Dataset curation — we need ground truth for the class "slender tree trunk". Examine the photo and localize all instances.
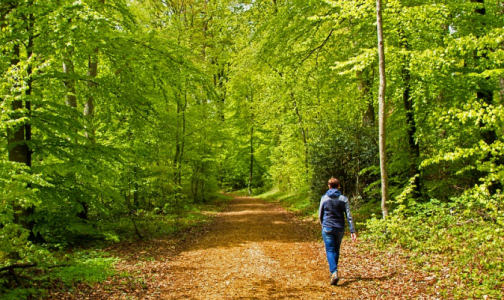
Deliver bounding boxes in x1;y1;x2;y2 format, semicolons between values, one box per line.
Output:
401;55;421;197
174;96;181;184
357;69;375;126
191;164;199;198
63;48;90;220
291;93;309;173
194;175;199;200
174;92;187;186
201;179;206;203
472;0;497;146
83;0;104;142
25;19;33;169
179;93;187;186
472;0;502;193
356;130;361;197
63;55;77;108
376;0;389;218
25;15;40;242
78;48;98;220
248;119;254;196
81;0;104;219
7;8;40;242
499;76;504;102
84;48;98;143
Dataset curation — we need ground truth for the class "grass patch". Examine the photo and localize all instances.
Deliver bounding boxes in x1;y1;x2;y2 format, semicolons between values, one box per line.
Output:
255;188;318;219
48;251;119;284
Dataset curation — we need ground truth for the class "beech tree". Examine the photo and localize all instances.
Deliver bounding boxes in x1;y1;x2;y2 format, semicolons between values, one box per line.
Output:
376;0;388;218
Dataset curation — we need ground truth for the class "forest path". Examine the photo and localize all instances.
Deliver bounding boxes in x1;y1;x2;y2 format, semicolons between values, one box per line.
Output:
155;197;434;299
58;196;437;299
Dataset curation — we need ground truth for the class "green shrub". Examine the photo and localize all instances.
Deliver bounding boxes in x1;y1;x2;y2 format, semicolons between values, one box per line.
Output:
365;181;504;298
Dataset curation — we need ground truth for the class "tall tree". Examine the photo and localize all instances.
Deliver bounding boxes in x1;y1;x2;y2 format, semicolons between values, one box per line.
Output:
376;0;389;218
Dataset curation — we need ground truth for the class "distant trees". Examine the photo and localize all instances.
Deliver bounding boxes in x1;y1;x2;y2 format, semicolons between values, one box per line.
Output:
0;0;225;268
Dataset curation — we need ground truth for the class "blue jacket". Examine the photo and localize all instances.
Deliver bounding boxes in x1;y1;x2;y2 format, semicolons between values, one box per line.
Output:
318;189;356;233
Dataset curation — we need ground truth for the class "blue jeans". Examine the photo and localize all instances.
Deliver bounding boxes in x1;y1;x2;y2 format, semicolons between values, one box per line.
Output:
322;227;344;274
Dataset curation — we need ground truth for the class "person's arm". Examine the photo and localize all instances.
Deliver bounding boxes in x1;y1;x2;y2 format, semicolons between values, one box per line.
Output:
344;198;357;242
318;196;325;225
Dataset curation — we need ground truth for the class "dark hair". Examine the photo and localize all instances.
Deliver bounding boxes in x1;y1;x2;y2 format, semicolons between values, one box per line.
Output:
328;177;340;189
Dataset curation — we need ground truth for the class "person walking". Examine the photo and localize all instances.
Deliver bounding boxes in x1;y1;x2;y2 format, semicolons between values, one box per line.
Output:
318;177;357;286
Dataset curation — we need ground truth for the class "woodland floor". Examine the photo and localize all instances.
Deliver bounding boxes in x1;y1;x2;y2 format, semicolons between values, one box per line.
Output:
46;197;441;299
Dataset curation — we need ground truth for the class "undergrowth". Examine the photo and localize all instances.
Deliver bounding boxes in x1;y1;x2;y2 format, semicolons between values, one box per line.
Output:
0;195;231;299
0;250;117;300
364;184;504;299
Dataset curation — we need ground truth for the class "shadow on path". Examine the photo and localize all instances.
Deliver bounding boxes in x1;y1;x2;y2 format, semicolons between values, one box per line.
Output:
184;197;312;251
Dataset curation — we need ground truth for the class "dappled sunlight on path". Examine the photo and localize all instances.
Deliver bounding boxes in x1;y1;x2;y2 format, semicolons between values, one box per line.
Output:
54;197;437;299
157;197;435;299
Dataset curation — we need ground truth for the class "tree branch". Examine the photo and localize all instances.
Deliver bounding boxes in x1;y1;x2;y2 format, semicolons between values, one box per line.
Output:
0;263;38;272
127;39;184;65
299;28;335;65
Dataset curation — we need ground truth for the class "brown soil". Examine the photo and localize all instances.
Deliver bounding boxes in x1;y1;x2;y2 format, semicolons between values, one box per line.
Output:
49;196;438;299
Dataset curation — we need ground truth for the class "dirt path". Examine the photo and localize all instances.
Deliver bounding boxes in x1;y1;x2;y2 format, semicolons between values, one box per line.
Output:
56;196;437;299
155;197;434;299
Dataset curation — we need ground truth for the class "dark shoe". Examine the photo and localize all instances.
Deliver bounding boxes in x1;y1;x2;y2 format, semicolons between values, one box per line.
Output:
330;272;339;286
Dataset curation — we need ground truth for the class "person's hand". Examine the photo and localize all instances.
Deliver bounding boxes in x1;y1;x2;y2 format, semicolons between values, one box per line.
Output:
351;232;357;242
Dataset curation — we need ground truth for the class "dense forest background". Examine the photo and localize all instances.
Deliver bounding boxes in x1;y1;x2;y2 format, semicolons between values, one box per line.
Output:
1;0;503;298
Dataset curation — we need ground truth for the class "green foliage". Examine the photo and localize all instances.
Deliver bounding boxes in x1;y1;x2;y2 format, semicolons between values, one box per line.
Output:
0;250;118;300
49;251;118;284
0;0;225;284
310;124;379;202
0;161;52;269
365;181;504;298
0;287;41;300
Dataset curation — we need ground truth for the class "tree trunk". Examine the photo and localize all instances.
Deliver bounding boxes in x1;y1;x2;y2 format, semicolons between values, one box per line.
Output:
291;93;309;173
25;16;40;242
472;0;496;146
84;48;98;142
81;0;104;217
7;8;41;242
25;21;33;169
376;0;389;218
499;76;504;102
401;53;421;197
357;69;375;126
179;93;187;186
63;48;90;220
7;45;30;166
62;56;77;108
472;0;501;193
78;48;98;220
174;96;181;185
248;119;254;196
174;92;187;186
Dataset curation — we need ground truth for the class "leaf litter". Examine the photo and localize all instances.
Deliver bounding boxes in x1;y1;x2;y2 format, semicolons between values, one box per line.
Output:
45;197;441;299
